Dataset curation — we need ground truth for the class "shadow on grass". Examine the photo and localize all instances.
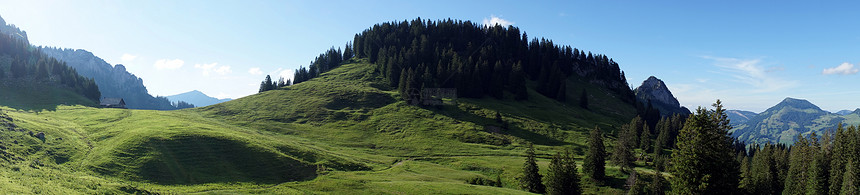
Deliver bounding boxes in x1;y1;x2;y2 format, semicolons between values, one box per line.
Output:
424;104;567;146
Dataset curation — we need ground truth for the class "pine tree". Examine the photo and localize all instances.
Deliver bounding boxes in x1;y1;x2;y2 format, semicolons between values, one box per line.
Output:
841;161;858;195
830;124;848;195
583;126;606;182
510;61;528;100
611;123;635;172
520;143;545;193
640;124;652;153
650;170;666;195
670;100;740;194
655;117;671;151
259;75;274;93
555;80;566;102
545;150;582;195
784;135;812;194
748;144;776;195
578;89;588;109
398;69;410;101
807;132;830;195
739;155;752;190
627;172;647;195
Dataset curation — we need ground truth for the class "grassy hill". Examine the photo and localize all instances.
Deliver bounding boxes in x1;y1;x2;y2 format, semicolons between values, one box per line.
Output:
0;60;656;194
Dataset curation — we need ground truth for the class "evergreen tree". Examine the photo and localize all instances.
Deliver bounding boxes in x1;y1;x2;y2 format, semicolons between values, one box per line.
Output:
545;150;582;195
627;172;647;195
583;126;606;182
259;75;274;93
739;155;752;190
830;124;851;195
655;117;671;150
555;80;566;102
277;77;286;88
841;161;858;195
520;143;546;193
611;122;636;172
807;132;830;195
650;170;666;195
670;100;740;194
398;69;410;100
748;144;777;195
578;89;588;109
640;124;652;153
784;135;812;194
509;61;528;100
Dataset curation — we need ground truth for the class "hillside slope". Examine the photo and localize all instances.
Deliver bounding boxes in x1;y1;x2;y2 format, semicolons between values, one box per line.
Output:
0;18;100;110
0;52;646;194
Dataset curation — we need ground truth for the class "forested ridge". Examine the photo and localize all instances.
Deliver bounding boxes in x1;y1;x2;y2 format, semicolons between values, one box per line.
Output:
275;18;633;105
0;32;100;102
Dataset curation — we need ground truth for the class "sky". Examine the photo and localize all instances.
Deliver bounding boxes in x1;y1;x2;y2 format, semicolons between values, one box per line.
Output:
1;1;860;112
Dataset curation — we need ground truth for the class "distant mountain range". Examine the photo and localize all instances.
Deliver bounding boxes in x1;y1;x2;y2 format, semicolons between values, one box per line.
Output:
729;97;860;145
726;110;758;125
166;90;231;107
633;76;691;116
835;109;860;116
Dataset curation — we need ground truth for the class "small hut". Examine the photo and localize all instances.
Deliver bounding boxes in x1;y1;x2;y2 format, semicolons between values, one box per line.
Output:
100;98;126;109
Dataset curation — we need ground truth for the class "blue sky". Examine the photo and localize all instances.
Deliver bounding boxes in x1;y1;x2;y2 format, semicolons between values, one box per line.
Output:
1;1;859;112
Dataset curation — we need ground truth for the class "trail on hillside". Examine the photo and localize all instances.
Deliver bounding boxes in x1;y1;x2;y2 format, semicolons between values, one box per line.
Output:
67;108;132;170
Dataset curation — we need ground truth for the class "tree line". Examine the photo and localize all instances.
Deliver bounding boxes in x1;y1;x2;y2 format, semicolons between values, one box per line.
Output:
257;18;637;107
258;45;352;93
0;33;100;102
352;18;633;104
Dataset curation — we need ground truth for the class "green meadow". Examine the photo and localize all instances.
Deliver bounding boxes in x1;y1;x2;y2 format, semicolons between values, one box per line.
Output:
0;61;660;194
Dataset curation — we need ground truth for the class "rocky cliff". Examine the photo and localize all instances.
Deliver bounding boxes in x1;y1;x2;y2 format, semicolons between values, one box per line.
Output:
633;76;691;116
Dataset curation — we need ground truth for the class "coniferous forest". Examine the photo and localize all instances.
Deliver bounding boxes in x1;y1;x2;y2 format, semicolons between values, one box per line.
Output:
274;18;632;103
0;33;100;102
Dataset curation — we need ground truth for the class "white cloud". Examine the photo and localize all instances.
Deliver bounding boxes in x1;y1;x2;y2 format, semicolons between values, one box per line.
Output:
482;15;514;27
279;69;295;82
822;62;859;75
704;56;796;93
153;59;184;70
194;62;231;76
214;66;232;75
121;53;138;62
214;92;232;99
248;67;263;75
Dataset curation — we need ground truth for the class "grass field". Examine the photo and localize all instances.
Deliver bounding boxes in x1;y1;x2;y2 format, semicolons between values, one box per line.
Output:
0;60;662;194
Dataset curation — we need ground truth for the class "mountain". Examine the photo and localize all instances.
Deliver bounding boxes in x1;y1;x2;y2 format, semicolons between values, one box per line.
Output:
0;14;180;110
726;110;758;127
0;17;100;110
40;48;183;110
633;76;691;116
166;90;232;107
730;97;860;145
0;15;27;43
835;109;858;115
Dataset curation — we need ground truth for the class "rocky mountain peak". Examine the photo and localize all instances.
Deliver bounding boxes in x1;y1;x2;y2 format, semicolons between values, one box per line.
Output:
634;76;680;108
